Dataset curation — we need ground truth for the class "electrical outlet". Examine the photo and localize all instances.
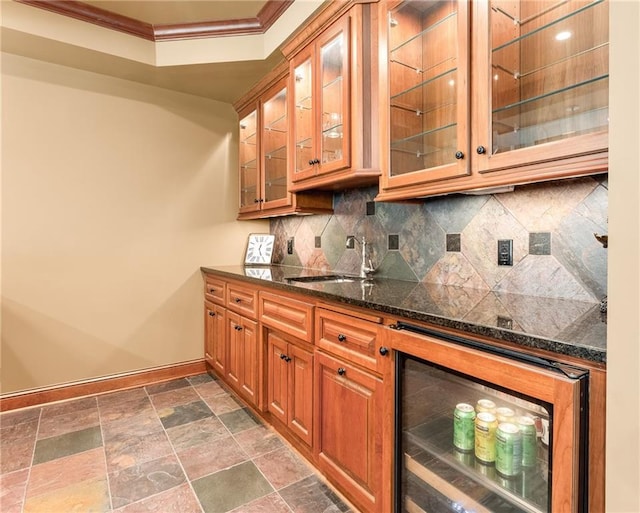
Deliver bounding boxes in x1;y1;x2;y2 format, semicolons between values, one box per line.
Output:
346;236;356;249
497;239;513;266
287;237;294;255
497;316;514;329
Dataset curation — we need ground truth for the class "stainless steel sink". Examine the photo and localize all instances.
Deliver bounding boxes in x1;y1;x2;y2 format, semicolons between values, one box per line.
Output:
286;274;366;284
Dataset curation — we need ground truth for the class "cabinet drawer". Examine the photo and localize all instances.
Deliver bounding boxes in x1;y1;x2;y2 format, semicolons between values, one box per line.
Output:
204;275;226;305
259;291;314;343
316;308;382;373
227;281;258;318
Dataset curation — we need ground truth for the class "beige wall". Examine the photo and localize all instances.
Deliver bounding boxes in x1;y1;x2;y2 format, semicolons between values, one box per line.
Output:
0;53;267;394
607;1;640;510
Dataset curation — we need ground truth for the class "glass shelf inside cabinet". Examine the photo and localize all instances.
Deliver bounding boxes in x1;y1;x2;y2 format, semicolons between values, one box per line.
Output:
388;0;460;177
490;0;609;153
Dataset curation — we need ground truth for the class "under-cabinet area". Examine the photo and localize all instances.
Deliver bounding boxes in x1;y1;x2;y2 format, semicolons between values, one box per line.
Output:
201;268;606;513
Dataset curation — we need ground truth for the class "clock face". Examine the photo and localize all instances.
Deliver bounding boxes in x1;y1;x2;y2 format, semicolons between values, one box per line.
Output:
245;234;275;265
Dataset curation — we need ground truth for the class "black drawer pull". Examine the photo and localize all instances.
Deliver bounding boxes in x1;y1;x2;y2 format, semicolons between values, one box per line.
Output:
208;311;215;317
337;367;346;376
379;347;389;356
337;334;347;342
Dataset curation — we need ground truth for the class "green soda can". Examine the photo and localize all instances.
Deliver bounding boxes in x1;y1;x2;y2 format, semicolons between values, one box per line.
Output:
496;422;522;477
453;403;476;452
475;412;498;463
517;416;538;467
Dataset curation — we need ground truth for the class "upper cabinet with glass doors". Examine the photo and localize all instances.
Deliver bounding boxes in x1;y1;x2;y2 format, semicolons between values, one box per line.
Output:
235;67;332;220
284;2;381;192
377;0;609;201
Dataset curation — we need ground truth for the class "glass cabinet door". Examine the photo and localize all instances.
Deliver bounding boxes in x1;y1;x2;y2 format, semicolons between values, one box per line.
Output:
475;0;609;171
261;80;290;209
398;355;554;513
384;0;470;187
291;16;351;183
292;52;315;180
317;19;350;175
239;109;259;212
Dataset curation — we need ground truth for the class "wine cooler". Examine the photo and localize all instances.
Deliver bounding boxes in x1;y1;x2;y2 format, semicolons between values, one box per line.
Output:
388;322;589;513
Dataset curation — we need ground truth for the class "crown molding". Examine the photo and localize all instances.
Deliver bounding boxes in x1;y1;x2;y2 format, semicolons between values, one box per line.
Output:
14;0;295;41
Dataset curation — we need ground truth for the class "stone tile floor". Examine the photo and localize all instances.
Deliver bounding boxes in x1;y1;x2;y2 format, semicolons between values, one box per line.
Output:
0;373;354;513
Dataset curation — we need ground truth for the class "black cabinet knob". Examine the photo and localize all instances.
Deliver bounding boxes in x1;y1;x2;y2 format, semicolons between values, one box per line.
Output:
337;334;347;342
379;347;389;356
235;325;242;331
284;356;291;363
235;298;241;303
337;367;346;376
455;151;464;160
280;353;286;360
208;311;215;317
476;145;486;155
209;288;215;293
254;198;260;203
308;159;314;165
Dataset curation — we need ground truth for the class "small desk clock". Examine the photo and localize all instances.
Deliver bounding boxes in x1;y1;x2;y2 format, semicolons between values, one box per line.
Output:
244;233;275;265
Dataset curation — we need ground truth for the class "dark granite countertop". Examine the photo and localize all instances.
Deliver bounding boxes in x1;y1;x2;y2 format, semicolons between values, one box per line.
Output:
201;265;606;365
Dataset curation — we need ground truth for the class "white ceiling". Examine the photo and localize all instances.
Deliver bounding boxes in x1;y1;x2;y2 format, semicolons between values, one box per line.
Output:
1;0;323;104
81;1;269;25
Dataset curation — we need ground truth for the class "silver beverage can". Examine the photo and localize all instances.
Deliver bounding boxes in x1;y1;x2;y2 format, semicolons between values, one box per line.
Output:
453;403;476;452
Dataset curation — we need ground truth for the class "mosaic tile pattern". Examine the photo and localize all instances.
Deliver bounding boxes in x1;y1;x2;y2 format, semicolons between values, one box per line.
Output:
0;375;355;513
271;176;608;301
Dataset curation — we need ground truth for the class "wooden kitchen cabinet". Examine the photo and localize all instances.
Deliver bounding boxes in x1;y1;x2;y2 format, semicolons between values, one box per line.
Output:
204;301;226;376
314;350;384;513
284;1;381;191
266;330;314;447
377;0;609;201
226;310;260;408
235;64;333;220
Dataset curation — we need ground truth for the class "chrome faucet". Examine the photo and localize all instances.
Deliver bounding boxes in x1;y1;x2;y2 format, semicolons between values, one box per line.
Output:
358;236;376;279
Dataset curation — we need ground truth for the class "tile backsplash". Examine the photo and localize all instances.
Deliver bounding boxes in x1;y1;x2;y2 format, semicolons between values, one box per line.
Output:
271;175;608;302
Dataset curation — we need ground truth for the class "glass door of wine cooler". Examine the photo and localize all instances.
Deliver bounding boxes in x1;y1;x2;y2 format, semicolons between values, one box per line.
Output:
391;325;589;513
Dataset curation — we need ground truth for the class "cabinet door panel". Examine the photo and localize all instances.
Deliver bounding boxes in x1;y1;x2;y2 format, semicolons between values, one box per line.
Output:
267;331;289;424
238;109;260;213
205;302;226;376
288;344;314;447
261;78;292;210
239;317;259;406
226;312;242;389
317;15;351;175
315;351;383;512
473;0;609;174
292;48;316;181
381;0;470;191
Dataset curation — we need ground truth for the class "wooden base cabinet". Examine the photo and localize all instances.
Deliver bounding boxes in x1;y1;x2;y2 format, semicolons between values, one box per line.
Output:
314;350;383;513
266;330;314;447
226;311;260;409
204;301;226;376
